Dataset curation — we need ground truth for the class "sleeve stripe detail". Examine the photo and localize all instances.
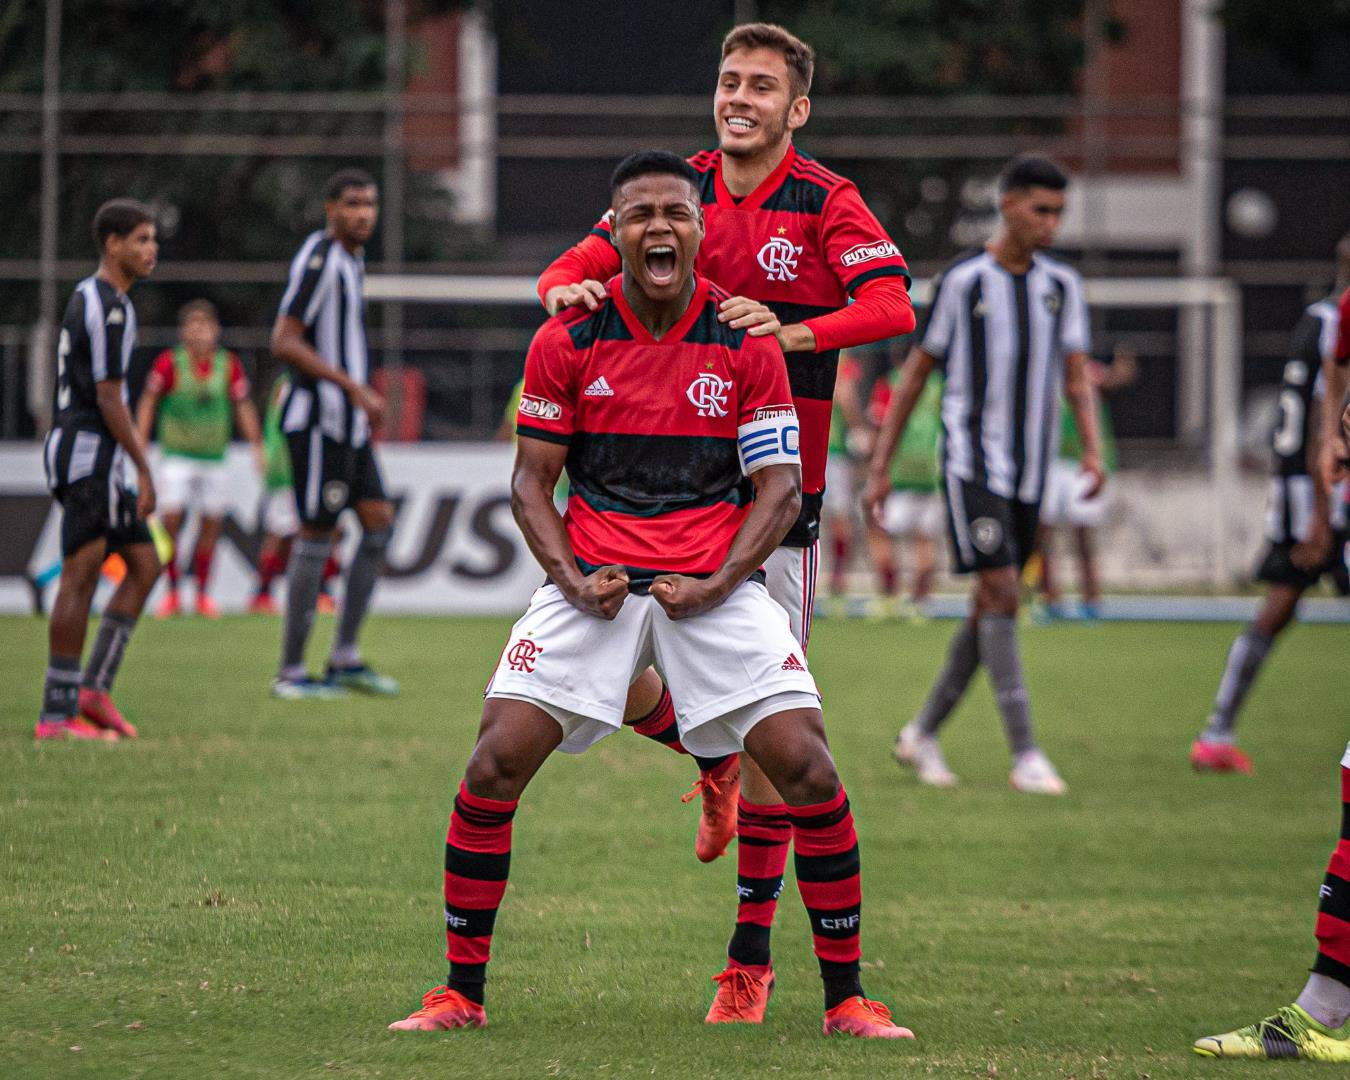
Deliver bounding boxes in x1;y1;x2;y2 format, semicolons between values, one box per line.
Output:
844;265;911;294
81;280;107;381
516;424;571;445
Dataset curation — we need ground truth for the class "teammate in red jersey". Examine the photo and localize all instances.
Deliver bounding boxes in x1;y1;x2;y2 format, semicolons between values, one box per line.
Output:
537;23;914;1024
389;152;910;1040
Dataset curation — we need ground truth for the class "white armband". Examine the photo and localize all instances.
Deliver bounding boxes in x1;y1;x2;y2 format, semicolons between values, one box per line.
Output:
737;407;800;475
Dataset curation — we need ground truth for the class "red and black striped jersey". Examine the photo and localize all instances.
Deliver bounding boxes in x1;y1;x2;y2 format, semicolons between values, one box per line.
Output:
538;144;911;546
517;274;799;588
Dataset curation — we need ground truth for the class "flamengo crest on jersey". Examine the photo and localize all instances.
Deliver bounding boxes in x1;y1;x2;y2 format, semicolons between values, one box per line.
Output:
687;372;733;417
758;236;803;282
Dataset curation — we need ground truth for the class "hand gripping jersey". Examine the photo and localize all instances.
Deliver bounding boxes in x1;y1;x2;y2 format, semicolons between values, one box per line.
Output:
517;274;799;589
537;145;911;545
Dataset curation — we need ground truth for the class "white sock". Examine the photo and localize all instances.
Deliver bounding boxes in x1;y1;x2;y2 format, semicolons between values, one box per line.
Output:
1297;973;1350;1029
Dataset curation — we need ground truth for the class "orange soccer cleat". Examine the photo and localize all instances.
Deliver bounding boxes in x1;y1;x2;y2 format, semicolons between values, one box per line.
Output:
1190;739;1253;775
316;592;337;615
154;590;181;619
682;755;740;863
387;986;487;1031
194;594;221;619
823;996;915;1039
705;964;775;1024
79;688;138;739
34;717;118;742
248;593;279;615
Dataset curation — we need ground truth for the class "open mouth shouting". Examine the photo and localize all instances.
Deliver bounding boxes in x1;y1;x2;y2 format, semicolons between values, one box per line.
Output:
644;244;678;287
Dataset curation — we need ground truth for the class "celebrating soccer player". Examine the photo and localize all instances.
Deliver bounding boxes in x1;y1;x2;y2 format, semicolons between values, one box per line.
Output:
865;154;1102;794
35;199;162;741
537;23;914;1022
268;168;398;697
1191;238;1350;773
136;299;263;619
389;151;910;1040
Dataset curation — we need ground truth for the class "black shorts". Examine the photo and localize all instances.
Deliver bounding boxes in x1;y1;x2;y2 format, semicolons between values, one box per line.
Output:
942;476;1040;575
286;429;387;529
54;475;153;558
1256;532;1350;595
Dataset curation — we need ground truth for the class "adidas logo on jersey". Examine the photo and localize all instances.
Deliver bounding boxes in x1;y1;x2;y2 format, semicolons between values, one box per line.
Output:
584;376;615;397
781;653;806;672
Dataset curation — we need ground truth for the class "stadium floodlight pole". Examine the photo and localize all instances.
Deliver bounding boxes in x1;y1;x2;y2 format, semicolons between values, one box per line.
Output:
383;0;407;436
31;0;62;434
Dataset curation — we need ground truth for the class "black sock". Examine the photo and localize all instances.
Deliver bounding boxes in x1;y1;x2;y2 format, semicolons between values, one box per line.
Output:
820;959;864;1010
693;752;734;773
448;962;486;1005
727;923;772;968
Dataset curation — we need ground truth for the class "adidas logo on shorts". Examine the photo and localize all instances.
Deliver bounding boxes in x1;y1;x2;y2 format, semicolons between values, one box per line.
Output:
781;654;806;672
584;376;615;397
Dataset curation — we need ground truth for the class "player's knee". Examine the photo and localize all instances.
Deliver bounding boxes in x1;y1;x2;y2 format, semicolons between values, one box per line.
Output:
464;744;530;802
770;748;839;807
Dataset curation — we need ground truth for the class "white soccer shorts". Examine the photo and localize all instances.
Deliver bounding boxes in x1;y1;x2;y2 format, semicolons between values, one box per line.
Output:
1040;458;1109;529
881;490;945;539
156;454;231;516
486;579;819;758
822;452;856;518
260;487;300;538
764;542;818;650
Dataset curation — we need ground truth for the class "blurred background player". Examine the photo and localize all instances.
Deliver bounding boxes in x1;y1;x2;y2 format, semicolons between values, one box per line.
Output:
269;168;397;698
37;199;161;741
249;373;341;615
1034;344;1137;621
866;154;1103;794
821;349;868;613
535;24;915;1022
865;344;944;618
136;299;262;618
1191;245;1349;774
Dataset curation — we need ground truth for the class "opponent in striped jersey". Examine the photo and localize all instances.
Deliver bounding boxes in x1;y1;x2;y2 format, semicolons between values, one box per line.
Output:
537;28;914;1011
269;168;397;699
1192;256;1350;774
389;151;909;1040
867;154;1104;795
36;199;163;742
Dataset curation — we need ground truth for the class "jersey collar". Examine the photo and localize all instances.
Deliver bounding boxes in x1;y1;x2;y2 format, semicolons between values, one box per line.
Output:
609;273;709;345
713;143;797;212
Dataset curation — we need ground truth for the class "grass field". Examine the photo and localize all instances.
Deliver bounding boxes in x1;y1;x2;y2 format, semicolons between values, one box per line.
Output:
2;611;1346;1078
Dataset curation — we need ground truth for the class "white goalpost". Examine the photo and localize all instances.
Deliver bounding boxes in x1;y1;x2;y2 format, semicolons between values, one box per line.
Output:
364;272;1247;589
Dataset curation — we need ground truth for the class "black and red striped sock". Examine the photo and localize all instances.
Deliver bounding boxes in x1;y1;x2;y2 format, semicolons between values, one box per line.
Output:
790;787;864;1010
626;682;731;773
1313;762;1350;989
727;797;790;970
444;781;517;1005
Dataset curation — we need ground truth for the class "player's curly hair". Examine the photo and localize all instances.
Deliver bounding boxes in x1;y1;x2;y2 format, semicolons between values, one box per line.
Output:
92;199;154;253
721;22;814;99
999;154;1069;194
609;150;701;198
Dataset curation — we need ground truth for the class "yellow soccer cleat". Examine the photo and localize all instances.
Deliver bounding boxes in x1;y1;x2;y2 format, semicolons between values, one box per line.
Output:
1193;1004;1350;1061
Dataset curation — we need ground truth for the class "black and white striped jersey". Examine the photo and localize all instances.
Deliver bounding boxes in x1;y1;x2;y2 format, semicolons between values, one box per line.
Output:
1264;295;1345;542
275;230;370;447
921;249;1089;504
43;275;137;490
